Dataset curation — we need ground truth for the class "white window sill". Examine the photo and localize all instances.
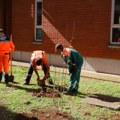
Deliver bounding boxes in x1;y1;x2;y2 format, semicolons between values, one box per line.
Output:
32;41;42;44
108;44;120;48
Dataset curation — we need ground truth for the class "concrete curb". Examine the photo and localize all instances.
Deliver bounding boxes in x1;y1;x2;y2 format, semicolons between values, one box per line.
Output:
81;70;120;83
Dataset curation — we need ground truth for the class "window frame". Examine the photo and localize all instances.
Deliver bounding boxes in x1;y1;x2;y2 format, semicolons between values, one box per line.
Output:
110;0;120;45
35;0;42;42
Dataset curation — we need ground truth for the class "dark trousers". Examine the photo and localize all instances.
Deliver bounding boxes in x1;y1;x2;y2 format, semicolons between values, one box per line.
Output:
25;64;50;84
0;72;9;83
0;72;2;81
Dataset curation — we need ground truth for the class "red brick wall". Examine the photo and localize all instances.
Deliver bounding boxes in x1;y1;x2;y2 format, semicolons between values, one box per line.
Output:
12;0;55;52
0;0;4;30
12;0;120;59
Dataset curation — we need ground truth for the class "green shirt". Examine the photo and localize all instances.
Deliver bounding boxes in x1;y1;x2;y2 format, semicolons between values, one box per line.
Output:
62;48;83;73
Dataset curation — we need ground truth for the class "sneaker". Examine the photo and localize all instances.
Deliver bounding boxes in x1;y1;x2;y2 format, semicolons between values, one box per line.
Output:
72;88;78;93
23;82;29;85
5;81;9;85
63;90;73;95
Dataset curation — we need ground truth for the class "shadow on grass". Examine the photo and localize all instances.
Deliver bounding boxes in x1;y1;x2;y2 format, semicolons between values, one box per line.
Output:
84;94;120;111
0;81;19;85
89;94;120;102
75;92;88;98
6;83;88;98
6;83;68;93
6;83;39;92
0;105;38;120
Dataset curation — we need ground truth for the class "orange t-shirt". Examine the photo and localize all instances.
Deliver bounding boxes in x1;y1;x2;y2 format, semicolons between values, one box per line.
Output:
31;50;48;69
0;36;15;53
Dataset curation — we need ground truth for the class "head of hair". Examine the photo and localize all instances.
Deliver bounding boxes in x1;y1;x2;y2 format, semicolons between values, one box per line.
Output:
0;29;3;32
36;58;42;66
55;43;63;51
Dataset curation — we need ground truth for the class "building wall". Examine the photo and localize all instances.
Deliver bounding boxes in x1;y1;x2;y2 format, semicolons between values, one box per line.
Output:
11;0;120;75
13;51;120;75
12;0;55;52
11;0;120;60
43;0;120;59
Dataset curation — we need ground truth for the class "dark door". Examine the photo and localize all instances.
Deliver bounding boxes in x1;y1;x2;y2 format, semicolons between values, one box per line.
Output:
0;0;11;35
0;0;5;30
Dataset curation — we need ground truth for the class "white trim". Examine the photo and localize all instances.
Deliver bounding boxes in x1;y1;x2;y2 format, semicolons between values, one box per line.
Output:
35;0;42;41
112;24;120;28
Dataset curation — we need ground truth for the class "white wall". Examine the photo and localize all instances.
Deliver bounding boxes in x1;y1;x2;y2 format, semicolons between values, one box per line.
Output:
13;51;120;75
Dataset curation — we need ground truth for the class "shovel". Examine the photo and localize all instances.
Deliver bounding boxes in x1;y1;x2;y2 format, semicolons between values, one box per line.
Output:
9;53;14;82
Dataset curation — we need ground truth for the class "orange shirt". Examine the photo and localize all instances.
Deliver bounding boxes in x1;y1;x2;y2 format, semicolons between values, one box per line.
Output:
31;50;48;68
63;48;70;56
0;36;15;53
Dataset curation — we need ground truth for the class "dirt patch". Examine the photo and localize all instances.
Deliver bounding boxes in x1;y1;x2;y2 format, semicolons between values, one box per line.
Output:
108;114;120;120
15;109;72;120
32;88;61;98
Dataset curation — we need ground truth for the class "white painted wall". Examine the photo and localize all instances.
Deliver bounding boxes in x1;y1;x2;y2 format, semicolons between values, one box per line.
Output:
13;51;120;75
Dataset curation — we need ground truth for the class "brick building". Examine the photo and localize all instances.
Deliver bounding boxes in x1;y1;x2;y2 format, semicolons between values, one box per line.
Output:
0;0;120;75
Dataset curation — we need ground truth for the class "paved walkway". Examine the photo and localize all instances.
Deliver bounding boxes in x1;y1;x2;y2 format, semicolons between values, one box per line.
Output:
12;61;120;83
84;94;120;110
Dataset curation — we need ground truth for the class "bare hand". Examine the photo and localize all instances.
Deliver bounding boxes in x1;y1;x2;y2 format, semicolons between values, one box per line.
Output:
69;73;71;75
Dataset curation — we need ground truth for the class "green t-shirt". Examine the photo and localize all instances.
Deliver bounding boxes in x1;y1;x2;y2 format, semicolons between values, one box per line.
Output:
62;48;83;73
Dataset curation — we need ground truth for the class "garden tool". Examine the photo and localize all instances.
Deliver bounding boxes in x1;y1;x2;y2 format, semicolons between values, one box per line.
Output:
38;79;45;86
9;53;14;82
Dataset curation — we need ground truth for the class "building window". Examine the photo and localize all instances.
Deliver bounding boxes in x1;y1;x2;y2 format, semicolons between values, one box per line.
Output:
35;0;42;41
111;0;120;44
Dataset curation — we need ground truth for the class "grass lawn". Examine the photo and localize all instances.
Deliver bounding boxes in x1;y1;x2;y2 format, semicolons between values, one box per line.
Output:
0;65;120;120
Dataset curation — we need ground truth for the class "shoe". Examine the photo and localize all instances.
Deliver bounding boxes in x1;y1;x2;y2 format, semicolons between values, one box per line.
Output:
63;90;73;95
5;81;9;86
72;88;78;93
23;82;29;85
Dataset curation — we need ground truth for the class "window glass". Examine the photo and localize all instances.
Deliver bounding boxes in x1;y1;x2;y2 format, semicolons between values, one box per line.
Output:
114;0;120;24
37;2;42;25
35;0;42;41
36;28;42;39
112;28;120;42
111;0;120;44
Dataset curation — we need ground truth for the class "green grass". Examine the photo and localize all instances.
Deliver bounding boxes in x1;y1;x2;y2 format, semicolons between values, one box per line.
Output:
0;66;120;120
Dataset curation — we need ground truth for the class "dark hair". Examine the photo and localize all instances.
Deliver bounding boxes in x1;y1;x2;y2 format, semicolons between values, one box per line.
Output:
36;58;42;66
55;43;63;50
